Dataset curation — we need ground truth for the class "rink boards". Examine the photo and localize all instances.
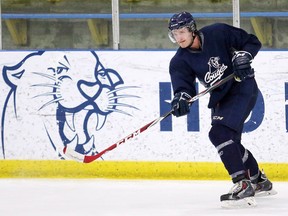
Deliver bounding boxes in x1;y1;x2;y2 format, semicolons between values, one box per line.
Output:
0;50;287;179
1;160;288;181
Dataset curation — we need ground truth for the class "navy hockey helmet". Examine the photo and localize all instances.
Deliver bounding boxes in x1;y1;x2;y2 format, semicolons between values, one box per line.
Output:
168;11;197;43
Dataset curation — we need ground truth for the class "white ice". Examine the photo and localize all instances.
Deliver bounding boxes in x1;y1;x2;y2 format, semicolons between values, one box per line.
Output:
0;179;287;216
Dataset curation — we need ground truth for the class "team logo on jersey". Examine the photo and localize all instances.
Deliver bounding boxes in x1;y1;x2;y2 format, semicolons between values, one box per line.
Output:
204;57;227;86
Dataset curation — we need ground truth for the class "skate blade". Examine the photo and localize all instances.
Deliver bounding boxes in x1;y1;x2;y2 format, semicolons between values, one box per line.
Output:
221;197;257;209
255;189;277;197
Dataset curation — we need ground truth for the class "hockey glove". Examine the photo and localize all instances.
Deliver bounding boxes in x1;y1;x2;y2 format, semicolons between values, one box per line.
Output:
171;92;192;117
232;51;254;82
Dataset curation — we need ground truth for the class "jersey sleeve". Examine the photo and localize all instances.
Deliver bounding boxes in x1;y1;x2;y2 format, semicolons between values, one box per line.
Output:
223;24;262;58
169;55;197;97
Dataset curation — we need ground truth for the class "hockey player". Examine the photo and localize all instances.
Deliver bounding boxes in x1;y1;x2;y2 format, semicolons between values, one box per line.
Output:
168;11;276;207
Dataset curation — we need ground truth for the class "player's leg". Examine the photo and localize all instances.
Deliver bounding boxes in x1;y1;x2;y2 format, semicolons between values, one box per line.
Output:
209;124;255;206
235;138;277;197
209;79;259;207
233;132;259;177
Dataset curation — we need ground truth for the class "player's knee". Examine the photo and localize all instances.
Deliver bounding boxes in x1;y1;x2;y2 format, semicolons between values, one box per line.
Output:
209;124;236;147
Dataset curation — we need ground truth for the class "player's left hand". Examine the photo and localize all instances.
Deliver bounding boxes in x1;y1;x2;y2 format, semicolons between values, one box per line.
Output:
232;51;254;82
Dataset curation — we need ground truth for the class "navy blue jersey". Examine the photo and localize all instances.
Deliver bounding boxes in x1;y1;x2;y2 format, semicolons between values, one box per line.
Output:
169;23;261;108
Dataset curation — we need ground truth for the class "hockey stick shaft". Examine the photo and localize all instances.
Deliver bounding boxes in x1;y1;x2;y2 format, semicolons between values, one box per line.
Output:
63;73;234;163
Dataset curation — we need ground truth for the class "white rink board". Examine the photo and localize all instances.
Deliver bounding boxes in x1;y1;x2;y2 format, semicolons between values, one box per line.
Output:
0;50;287;162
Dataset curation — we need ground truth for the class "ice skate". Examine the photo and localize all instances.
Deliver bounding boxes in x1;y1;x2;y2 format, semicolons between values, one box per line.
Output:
252;171;277;197
220;179;256;208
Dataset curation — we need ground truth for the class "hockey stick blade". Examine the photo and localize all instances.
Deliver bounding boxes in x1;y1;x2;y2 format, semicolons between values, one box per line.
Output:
63;73;234;163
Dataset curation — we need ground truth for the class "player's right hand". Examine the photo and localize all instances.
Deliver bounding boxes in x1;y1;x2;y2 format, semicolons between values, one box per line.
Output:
171;92;192;117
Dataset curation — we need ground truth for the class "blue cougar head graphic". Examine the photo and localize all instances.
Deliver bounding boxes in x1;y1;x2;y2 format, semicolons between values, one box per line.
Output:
1;51;140;159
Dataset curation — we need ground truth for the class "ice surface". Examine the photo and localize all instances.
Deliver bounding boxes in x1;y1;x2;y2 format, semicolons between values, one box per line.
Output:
0;179;287;216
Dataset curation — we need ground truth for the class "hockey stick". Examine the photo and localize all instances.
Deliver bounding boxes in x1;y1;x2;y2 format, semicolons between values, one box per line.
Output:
63;73;234;163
